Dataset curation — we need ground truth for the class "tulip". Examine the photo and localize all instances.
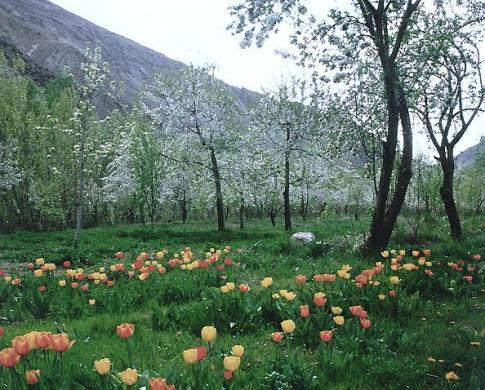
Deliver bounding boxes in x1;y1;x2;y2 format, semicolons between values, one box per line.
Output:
117;323;135;339
231;345;244;357
119;368;138;386
281;319;296;334
319;330;333;342
149;377;175;390
94;358;111;375
295;274;307;284
399;250;406;256
49;334;70;353
412;250;419;257
0;348;20;368
224;370;233;380
12;335;30;356
220;285;230;293
58;280;66;287
349;305;367;319
389;276;400;285
260;277;273;288
89;299;96;305
195;346;206;361
27;263;34;270
378;294;386;300
380;251;389;258
463;276;473;283
300;305;310;318
313;292;326;307
224;356;241;372
239;283;250;293
35;258;45;266
445;371;459;381
26;369;40;385
333;316;345;326
35;332;51;349
201;326;217;343
388;290;397;297
331;306;342;315
271;332;283;343
182;348;198;364
360;318;372;328
34;269;43;277
423;249;431;256
71;282;79;289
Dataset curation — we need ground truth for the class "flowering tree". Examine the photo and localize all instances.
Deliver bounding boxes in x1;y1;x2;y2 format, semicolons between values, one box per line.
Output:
229;0;424;249
71;46;114;248
142;65;240;231
414;4;484;240
250;80;321;231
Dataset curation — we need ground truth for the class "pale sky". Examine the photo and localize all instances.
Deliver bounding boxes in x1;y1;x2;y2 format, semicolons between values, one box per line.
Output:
49;0;483;155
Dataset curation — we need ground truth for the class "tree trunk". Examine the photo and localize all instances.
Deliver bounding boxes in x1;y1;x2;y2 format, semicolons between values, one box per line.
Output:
181;190;188;223
440;152;462;240
269;208;276;226
239;197;244;229
73;134;86;249
209;148;225;231
366;77;413;250
283;126;291;231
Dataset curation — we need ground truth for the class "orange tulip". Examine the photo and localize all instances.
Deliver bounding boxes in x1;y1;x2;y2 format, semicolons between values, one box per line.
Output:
0;348;20;368
149;377;175;390
300;305;310;318
271;332;283;343
12;336;30;356
35;332;51;349
50;333;74;353
26;369;40;385
319;330;333;342
116;323;135;339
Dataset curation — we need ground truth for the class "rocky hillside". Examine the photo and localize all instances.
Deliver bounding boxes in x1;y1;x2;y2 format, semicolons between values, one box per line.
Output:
456;137;485;169
0;0;259;109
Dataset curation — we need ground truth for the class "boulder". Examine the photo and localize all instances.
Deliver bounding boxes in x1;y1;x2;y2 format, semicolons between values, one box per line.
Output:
291;232;315;244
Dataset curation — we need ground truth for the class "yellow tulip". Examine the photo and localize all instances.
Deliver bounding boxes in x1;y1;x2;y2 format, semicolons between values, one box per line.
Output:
89;299;96;305
119;368;138;385
418;257;426;265
380;251;389;258
389;276;401;285
231;345;244;357
333;316;345;326
281;319;296;333
226;282;235;291
58;280;66;287
402;263;416;271
445;371;459;381
223;356;241;372
35;258;45;266
378;294;386;300
399;250;406;256
201;326;217;343
94;358;111;375
221;285;230;293
425;262;432;267
260;277;273;288
182;348;198;364
331;307;342;315
34;269;43;278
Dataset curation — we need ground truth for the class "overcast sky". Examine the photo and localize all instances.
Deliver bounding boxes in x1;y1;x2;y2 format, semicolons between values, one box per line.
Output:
49;0;483;155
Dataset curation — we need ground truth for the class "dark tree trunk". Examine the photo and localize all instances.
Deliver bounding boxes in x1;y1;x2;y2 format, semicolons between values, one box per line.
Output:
283;126;291;231
239;197;244;229
210;148;225;231
181;190;188;223
269;208;276;226
439;151;462;240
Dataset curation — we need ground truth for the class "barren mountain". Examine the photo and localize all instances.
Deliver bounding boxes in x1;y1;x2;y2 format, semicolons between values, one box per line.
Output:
0;0;259;108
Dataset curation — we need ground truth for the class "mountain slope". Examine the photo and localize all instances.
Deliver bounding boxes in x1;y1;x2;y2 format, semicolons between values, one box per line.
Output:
456;137;485;169
0;0;259;108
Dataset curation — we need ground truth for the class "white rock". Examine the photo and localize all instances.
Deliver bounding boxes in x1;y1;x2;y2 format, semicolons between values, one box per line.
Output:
291;232;315;243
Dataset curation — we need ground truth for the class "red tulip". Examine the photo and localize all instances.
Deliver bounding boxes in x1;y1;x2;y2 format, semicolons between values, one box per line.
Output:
0;347;20;368
116;323;135;339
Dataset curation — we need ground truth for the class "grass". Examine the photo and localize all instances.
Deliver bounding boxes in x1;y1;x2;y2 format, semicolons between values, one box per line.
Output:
0;215;484;388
